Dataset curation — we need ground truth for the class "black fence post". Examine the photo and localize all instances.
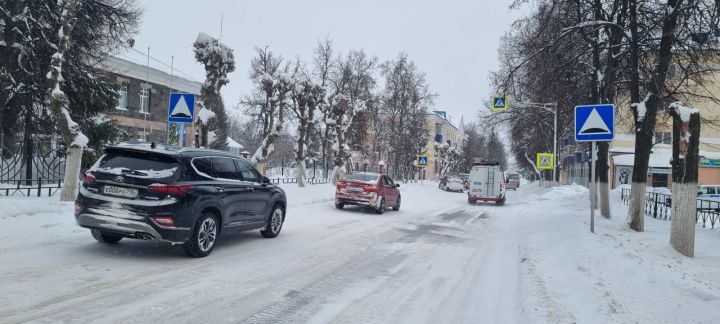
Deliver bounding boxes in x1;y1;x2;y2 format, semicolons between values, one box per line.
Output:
37;177;42;197
653;193;658;219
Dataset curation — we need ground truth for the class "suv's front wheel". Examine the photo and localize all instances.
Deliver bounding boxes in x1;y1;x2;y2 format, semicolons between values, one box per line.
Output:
184;212;219;258
261;204;284;238
91;229;123;244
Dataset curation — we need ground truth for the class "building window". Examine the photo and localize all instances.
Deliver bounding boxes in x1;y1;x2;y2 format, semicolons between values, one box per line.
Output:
655;131;671;145
116;82;128;110
140;87;150;114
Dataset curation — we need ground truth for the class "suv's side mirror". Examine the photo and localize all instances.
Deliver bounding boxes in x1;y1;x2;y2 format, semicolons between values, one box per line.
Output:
395;184;400;188
262;176;271;184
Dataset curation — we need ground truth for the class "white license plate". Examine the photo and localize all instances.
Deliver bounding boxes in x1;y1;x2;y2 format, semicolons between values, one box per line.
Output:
103;185;138;198
346;187;363;192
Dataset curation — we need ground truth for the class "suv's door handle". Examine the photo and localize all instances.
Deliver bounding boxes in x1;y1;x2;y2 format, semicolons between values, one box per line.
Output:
215;187;225;193
244;187;254;192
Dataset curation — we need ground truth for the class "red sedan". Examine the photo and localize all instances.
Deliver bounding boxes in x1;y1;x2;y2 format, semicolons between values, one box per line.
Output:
335;172;401;214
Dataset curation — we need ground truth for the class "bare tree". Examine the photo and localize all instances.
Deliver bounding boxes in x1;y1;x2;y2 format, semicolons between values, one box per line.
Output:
381;53;433;180
47;0;86;201
245;46;294;174
193;32;235;150
290;78;325;186
668;101;700;257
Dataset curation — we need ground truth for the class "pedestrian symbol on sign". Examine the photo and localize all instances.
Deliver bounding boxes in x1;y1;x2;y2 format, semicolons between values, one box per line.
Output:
417;155;429;168
491;95;508;111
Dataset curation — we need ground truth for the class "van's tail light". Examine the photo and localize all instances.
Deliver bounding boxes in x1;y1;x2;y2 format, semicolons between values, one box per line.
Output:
74;201;83;215
151;215;176;227
148;184;192;197
82;173;96;185
337;182;348;189
363;184;378;193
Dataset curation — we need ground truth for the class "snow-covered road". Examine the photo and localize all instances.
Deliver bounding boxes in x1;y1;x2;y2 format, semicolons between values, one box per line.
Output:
1;182;719;323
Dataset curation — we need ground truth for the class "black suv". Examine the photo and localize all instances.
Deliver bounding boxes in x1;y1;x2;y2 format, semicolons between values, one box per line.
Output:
74;142;287;257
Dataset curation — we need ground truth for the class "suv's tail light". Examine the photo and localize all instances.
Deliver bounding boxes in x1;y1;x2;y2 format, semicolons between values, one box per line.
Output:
82;173;96;185
363;184;378;193
148;184;192;196
74;201;83;215
337;182;348;189
151;215;176;227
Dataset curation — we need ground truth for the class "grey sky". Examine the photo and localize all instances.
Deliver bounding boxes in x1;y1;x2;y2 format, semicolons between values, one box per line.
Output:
133;0;520;126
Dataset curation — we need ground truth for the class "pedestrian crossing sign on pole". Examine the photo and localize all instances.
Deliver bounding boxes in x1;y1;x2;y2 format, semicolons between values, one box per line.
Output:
417;155;429;168
575;104;614;142
168;93;195;123
536;153;554;170
492;95;508;111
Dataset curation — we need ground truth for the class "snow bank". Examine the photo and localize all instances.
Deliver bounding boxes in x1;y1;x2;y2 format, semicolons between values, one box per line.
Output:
538;183;588;200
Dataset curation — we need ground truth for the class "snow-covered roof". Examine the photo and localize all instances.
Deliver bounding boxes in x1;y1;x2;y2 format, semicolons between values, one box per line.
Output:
227;137;244;149
612;151;672;168
97;50;202;94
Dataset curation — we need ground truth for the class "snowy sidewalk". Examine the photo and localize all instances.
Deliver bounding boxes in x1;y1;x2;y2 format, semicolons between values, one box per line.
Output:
516;184;720;324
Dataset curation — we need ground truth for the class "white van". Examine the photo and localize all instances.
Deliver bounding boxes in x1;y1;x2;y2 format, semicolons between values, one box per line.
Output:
468;161;506;205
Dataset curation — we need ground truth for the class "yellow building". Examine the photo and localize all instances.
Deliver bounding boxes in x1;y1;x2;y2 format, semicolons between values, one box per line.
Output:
609;61;720;188
421;111;464;179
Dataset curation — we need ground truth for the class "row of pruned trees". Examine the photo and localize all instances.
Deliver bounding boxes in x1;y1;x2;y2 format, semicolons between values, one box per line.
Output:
237;40;435;186
491;0;720;255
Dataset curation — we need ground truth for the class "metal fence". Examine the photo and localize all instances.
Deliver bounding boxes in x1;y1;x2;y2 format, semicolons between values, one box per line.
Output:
1;141;66;197
620;188;720;229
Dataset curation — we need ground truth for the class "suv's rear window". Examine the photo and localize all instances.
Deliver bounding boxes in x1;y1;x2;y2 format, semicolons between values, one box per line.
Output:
93;151;179;179
344;173;379;182
508;174;520;179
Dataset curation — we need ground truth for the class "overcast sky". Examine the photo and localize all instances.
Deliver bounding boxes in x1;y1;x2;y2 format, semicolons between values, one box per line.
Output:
132;0;522;126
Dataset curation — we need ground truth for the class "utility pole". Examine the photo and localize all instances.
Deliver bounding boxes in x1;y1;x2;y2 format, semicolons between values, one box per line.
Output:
142;46;150;141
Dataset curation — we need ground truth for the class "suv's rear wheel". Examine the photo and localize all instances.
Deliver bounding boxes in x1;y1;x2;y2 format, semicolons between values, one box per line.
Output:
91;229;123;244
184;212;219;258
261;204;284;238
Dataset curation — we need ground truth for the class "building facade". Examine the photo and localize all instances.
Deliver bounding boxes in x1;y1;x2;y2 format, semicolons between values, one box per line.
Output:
96;54;202;145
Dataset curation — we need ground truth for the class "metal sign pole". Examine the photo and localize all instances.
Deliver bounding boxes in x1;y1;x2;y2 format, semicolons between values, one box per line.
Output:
590;141;596;233
553;106;558;185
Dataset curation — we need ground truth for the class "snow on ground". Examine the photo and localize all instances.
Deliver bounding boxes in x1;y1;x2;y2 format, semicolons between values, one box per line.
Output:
0;181;719;323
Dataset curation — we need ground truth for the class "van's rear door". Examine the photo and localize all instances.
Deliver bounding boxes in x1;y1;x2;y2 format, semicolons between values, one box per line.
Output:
471;166;488;197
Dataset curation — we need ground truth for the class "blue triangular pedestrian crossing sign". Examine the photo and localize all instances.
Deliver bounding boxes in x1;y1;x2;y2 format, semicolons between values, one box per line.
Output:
168;93;195;123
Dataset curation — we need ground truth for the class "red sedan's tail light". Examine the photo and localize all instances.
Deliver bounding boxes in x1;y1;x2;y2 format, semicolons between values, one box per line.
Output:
337;182;348;189
363;184;378;193
82;173;96;185
148;184;192;197
151;215;176;227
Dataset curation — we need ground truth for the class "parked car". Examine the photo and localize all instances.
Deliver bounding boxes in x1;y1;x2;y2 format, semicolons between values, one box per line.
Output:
335;172;401;214
468;161;506;205
506;172;521;191
74;142;287;258
438;174;465;192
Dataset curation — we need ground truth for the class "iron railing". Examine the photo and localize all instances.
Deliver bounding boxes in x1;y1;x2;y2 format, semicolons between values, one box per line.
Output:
0;178;63;197
621;188;720;229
